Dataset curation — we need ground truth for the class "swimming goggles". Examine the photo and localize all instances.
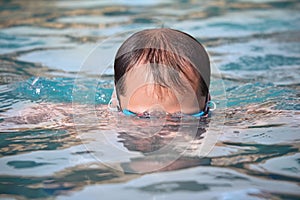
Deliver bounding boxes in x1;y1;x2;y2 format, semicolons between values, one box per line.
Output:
108;94;216;118
122;100;216;118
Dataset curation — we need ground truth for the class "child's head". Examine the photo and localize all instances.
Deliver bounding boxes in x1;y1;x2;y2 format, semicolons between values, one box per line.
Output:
113;28;210;116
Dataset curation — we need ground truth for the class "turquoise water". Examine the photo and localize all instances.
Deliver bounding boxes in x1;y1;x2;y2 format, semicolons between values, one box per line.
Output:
0;0;300;199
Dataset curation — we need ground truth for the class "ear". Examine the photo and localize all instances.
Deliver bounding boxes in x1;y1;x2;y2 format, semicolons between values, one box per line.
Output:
108;87;119;111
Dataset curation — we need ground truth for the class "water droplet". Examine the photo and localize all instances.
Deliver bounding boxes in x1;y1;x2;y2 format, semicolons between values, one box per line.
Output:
36;88;41;95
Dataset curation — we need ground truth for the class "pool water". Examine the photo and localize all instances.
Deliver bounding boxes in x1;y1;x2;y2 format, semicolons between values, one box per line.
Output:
0;0;299;199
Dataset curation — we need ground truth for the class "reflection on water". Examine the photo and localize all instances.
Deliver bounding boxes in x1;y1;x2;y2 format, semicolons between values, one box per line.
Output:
0;0;300;199
0;100;299;198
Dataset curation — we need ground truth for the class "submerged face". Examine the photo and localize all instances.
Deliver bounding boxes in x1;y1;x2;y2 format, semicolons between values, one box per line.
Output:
118;64;207;115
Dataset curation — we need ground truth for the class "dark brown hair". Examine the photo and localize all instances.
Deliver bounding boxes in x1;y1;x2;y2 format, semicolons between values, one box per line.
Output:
114;28;210;102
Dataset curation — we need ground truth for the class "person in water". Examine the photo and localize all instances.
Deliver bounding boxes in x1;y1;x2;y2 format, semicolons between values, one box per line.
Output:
109;28;214;118
1;28;294;173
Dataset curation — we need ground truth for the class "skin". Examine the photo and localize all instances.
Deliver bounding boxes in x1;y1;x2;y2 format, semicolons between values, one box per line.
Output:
114;64;207;115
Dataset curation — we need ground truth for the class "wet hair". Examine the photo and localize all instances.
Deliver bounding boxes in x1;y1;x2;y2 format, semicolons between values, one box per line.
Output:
114;28;210;103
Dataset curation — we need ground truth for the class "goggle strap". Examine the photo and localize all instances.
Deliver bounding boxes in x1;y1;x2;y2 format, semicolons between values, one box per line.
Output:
122;109;136;116
191;111;205;117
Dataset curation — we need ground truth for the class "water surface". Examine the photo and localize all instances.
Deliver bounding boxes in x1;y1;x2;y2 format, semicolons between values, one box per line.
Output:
0;0;299;199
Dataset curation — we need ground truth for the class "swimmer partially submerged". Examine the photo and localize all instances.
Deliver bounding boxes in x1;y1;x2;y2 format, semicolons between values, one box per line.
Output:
109;28;215;118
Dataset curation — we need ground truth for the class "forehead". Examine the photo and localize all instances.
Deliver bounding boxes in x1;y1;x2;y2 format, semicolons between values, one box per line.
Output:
122;63;200;94
120;64;202;114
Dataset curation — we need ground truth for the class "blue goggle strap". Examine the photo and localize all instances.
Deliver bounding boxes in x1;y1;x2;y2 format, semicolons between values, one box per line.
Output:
122;109;136;116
